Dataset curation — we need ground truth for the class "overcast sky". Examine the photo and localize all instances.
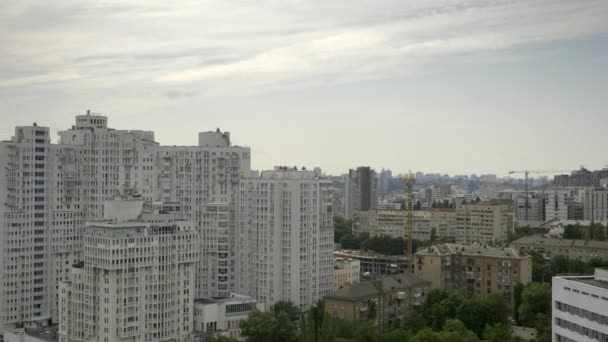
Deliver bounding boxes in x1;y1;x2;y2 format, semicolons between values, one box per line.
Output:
1;0;607;176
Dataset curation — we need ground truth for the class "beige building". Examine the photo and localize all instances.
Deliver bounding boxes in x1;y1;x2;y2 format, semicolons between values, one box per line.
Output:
334;250;409;278
353;209;456;242
455;201;513;244
510;234;608;261
414;243;531;304
333;258;361;290
325;274;430;332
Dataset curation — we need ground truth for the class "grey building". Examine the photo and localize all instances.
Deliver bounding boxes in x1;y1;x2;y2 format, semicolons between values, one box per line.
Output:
345;167;378;219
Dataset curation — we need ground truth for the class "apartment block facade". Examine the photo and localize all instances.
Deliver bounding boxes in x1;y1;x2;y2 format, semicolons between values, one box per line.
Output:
236;167;334;310
333;258;361;290
58;200;198;342
414;243;532;303
553;269;608;342
455;201;513;244
344;167;377;219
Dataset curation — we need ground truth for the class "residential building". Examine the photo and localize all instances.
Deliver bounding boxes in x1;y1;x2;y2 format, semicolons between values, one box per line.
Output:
545;189;571;221
0;112;252;335
344;167;378;219
193;293;264;341
414;243;532;303
553;268;608;342
378;169;392;194
582;188;608;221
455;201;513;244
333;258;361;290
510;235;608;261
353;209;456;242
236;167;334;311
334;250;409;278
515;193;545;222
324;274;430;332
58;199;198;342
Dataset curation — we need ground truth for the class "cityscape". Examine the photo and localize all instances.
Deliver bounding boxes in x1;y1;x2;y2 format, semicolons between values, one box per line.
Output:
2;1;608;342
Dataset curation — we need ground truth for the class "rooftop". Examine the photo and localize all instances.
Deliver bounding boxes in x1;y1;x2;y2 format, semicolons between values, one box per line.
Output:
335;249;408;260
415;243;526;259
7;325;59;342
326;274;430;301
511;234;608;250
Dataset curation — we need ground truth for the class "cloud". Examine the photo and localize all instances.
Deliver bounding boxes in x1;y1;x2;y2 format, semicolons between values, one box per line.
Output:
1;0;607;93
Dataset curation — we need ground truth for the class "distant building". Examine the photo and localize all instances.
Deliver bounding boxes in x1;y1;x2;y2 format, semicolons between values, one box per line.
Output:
582;188;608;221
334;250;409;278
333;258;361;290
324;274;430;332
414;243;531;303
193;293;264;341
455;201;513;244
353;209;456;242
378;169;392;194
377;201;402;211
553;268;608;342
510;234;608;261
4;326;59;342
345;167;378;219
545;189;572;221
515;193;545;222
58;200;198;342
236;167;334;311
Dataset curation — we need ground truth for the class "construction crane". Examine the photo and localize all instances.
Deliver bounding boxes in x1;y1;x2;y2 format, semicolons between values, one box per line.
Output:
400;173;415;274
507;169;569;220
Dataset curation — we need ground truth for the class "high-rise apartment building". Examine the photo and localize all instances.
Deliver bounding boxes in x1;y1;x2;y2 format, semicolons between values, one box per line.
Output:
58;200;198;342
0;112;250;334
515;193;545;222
553;268;608;342
236;167;334;310
344;167;378;219
545;189;571;221
455;201;513;244
582;188;608;221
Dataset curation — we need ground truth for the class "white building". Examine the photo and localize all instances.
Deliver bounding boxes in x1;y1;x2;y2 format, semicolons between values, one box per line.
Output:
545;189;571;221
515;193;545;222
582;188;608;221
193;293;263;340
552;268;608;342
58;199;198;342
333;258;360;290
236;167;334;311
0;112;251;335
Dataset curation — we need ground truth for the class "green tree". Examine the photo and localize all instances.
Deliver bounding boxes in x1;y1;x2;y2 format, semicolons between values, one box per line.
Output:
272;301;300;322
412;328;442;342
518;283;551;327
334;216;353;243
440;319;479;342
534;313;551;342
513;282;524;323
299;301;335;342
240;310;298;342
340;234;361;249
563;224;581;239
379;328;412;342
482;323;510;342
367;300;377;321
354;321;380;342
402;310;426;334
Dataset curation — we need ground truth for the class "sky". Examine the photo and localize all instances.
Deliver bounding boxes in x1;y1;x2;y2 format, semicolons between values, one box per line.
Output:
1;0;607;176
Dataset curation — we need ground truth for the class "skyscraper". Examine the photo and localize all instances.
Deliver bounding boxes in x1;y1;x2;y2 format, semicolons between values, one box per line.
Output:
344;166;378;219
236;167;334;310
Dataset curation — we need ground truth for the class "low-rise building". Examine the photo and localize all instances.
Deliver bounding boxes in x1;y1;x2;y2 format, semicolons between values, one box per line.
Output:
334;250;409;278
4;326;58;342
510;234;608;261
193;293;264;341
333;258;361;290
414;243;531;303
553;268;608;342
324;274;430;332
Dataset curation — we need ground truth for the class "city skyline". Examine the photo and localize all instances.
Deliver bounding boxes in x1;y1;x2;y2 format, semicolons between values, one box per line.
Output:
2;0;608;175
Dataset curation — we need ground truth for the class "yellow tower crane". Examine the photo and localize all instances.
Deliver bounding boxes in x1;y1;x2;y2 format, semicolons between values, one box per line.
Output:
400;173;415;274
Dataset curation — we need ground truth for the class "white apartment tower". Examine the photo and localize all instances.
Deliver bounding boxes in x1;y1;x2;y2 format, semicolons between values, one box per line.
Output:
58;200;198;342
545;189;570;221
0;111;251;334
236;167;334;310
582;188;608;221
